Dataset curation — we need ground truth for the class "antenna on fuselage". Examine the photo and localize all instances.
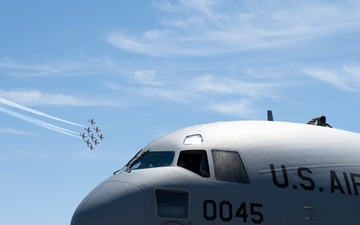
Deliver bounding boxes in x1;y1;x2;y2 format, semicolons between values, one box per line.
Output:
267;110;274;121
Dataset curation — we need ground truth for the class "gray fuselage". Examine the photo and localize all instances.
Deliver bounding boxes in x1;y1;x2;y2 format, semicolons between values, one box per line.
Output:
71;121;360;225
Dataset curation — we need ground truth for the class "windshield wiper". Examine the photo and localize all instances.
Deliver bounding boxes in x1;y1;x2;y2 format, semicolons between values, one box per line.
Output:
121;149;149;173
113;149;142;174
113;149;150;174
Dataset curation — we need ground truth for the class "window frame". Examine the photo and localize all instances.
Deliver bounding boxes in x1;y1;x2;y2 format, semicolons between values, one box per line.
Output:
155;188;190;219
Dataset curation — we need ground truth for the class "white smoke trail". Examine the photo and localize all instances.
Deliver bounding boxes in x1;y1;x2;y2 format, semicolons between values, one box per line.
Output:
0;106;81;138
0;97;85;127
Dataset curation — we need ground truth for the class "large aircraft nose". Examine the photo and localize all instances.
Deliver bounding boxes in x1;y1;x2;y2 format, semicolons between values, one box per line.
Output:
71;181;144;225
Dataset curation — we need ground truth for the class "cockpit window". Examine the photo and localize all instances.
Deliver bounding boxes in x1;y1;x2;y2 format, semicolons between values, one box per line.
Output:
212;150;250;184
177;150;210;177
130;151;175;170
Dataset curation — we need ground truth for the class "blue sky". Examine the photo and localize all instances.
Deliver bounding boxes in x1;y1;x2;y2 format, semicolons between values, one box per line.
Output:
1;0;360;224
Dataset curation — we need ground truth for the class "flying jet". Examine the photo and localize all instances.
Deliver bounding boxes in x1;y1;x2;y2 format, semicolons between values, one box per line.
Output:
94;127;101;133
85;127;91;133
90;133;96;141
80;133;86;139
97;134;105;140
94;139;100;145
88;144;94;150
71;120;360;225
85;139;91;146
88;119;96;125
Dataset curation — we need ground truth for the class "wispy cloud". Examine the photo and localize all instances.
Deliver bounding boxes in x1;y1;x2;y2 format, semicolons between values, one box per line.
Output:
190;75;280;98
106;0;360;56
344;63;360;84
0;127;34;136
304;63;360;92
0;89;118;107
2;0;360;118
105;73;290;116
0;55;132;78
207;99;255;117
0;57;81;77
133;70;164;86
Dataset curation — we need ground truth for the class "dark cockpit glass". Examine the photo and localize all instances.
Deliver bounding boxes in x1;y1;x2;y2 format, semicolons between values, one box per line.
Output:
212;150;250;184
177;150;210;177
129;151;175;170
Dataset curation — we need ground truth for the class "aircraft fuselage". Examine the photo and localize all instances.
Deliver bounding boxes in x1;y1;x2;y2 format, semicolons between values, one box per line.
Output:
71;121;360;225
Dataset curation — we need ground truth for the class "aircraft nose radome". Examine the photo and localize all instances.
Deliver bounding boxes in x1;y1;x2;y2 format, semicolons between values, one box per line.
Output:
71;181;144;225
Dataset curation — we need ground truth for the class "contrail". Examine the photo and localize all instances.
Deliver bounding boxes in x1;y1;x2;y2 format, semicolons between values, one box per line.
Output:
0;97;85;127
0;106;81;138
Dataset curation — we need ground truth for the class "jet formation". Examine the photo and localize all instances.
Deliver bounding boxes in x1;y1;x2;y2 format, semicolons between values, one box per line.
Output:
80;119;105;150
